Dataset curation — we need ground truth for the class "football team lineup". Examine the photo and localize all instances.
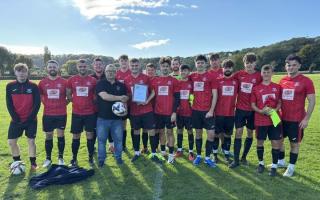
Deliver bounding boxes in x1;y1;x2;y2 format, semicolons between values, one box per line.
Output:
3;53;317;192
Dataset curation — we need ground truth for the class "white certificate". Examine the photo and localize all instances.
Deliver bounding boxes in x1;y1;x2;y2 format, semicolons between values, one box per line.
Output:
132;84;148;103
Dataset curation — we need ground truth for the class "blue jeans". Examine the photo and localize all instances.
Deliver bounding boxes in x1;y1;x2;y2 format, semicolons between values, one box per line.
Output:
96;118;123;162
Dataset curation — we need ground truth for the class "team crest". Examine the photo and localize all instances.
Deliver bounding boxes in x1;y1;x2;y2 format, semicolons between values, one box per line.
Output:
26;89;32;93
252;79;256;83
139;80;144;84
116;86;120;91
202;77;207;81
294;82;300;87
86;82;91;85
168;80;172;85
272;88;277;92
57;84;62;88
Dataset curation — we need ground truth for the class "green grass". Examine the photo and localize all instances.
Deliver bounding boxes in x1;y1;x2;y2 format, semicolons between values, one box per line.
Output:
0;75;319;200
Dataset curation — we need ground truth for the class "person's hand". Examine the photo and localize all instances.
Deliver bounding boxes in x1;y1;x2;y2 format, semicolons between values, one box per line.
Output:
120;95;129;103
299;117;309;129
205;111;214;118
171;112;177;123
261;107;272;115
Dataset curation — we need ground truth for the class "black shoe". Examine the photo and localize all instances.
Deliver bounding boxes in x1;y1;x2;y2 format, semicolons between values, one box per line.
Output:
213;155;219;164
116;158;123;165
131;155;140;162
69;159;78;167
229;161;240;169
98;161;104;168
257;164;265;173
240;157;249;166
225;156;233;164
269;168;277;177
151;155;162;164
89;158;94;168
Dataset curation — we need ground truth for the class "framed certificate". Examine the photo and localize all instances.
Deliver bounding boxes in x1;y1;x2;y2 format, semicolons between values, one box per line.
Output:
132;84;148;103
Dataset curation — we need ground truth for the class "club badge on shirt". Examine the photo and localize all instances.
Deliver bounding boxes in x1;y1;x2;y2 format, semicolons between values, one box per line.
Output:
222;86;234;96
240;82;253;93
76;87;89;97
282;89;294;100
194;82;204;91
47;89;60;99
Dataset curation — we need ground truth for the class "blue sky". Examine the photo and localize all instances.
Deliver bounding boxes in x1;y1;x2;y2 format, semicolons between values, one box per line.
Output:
0;0;320;58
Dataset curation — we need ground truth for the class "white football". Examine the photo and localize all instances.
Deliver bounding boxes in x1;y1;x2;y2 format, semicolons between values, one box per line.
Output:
10;161;26;175
112;102;127;116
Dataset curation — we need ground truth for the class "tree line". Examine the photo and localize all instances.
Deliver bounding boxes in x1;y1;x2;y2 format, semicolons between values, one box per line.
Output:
1;37;320;76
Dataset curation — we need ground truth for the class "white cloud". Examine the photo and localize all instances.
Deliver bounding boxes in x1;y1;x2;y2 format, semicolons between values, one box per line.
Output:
142;32;156;37
72;0;169;20
159;11;179;16
132;39;170;49
175;4;187;8
0;43;43;55
190;5;198;9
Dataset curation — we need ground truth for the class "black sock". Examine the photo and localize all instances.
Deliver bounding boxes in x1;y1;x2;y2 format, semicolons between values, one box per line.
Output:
279;151;285;160
30;157;36;165
45;139;53;160
142;131;148;148
133;134;140;152
123;130;127;148
169;146;174;154
242;137;253;159
196;138;203;156
289;152;298;165
177;134;183;149
13;156;21;161
272;148;280;164
160;144;166;152
233;138;242;163
205;140;213;157
108;131;113;143
57;136;65;159
72;138;80;160
93;131;97;146
257;146;264;161
131;129;134;148
223;137;231;152
188;134;194;151
87;138;95;160
150;135;156;153
155;133;160;148
212;137;219;156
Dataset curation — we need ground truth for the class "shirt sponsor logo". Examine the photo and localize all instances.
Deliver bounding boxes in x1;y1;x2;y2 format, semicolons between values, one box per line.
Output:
158;86;169;96
282;89;294;100
194;81;204;91
180;90;190;100
222;86;234;96
262;93;276;104
47;89;60;99
252;78;256;83
240;82;253;93
76;87;89;97
26;89;32;93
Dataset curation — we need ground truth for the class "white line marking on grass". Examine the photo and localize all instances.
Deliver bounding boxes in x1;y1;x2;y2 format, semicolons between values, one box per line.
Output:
153;165;164;200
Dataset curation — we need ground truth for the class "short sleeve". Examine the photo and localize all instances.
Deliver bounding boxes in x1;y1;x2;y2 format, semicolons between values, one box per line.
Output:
305;78;315;95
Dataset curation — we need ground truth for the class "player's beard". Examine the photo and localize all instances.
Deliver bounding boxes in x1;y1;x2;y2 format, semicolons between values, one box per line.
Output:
224;71;232;77
49;70;58;77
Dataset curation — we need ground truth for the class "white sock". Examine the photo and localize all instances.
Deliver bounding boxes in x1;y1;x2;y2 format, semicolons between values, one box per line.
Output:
135;151;140;156
177;148;182;151
271;163;278;169
278;159;285;164
109;142;114;147
189;150;193;153
212;149;218;154
224;150;230;155
205;156;210;160
152;152;156;156
259;160;265;165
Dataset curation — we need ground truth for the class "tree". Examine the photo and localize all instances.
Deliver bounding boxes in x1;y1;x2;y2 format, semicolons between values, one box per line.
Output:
0;46;14;75
43;46;51;67
63;60;78;75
